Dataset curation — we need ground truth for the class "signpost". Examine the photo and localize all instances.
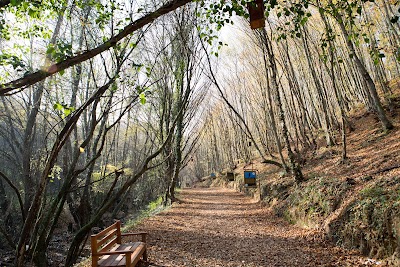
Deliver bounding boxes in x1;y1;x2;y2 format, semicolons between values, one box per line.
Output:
227;172;235;181
244;168;261;201
244;170;257;187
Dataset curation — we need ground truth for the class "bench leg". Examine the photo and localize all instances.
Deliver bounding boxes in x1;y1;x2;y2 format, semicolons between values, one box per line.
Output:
143;249;148;262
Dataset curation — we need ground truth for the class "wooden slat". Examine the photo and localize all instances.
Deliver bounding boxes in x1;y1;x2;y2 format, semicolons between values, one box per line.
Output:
121;245;143;266
94;222;119;239
121;232;148;242
97;243;143;267
99;236;118;253
98;253;124;266
130;243;146;266
98;244;124;266
97;228;118;247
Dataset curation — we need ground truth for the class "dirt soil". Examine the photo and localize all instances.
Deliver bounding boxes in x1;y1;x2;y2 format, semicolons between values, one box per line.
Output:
130;188;377;267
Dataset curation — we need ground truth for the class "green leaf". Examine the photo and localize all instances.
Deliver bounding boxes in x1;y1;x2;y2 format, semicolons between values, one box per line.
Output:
53;103;63;111
10;0;22;6
300;17;308;26
145;66;151;77
64;108;71;117
135;85;143;93
139;92;146;105
111;83;118;92
28;8;34;16
46;45;55;56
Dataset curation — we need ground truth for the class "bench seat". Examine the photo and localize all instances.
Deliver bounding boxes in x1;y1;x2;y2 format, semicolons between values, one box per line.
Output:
97;242;146;267
91;221;147;267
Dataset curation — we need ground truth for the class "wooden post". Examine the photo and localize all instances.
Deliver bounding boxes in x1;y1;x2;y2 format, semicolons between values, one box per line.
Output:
91;235;98;267
141;233;148;261
116;220;122;244
141;233;147;243
125;252;132;266
143;245;148;262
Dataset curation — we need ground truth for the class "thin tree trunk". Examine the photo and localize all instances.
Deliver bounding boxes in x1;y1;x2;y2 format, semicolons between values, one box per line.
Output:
260;28;304;183
334;11;393;131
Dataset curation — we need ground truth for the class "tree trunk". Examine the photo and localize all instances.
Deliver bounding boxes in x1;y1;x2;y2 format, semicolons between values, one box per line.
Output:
260;28;304;183
318;5;348;160
335;12;393;131
301;26;334;146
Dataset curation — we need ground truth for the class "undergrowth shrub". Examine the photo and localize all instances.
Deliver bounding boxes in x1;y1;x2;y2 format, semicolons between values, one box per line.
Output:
335;177;400;258
280;176;350;228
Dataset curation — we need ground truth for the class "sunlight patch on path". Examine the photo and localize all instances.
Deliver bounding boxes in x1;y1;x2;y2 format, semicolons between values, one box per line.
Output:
133;187;367;267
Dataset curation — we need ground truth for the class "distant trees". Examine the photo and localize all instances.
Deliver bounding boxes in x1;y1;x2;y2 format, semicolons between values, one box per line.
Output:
192;0;397;179
0;0;398;265
143;5;208;203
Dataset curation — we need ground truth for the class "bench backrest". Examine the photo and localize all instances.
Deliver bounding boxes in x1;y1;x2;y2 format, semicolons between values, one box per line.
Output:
91;220;122;254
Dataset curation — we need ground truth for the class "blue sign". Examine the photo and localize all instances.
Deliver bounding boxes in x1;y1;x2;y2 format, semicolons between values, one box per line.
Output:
244;171;256;179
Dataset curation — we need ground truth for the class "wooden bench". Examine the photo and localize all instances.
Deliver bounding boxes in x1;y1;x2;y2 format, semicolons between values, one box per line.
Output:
91;220;148;267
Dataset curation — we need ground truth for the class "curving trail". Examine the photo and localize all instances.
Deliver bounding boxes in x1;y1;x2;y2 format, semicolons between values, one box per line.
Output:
134;187;369;267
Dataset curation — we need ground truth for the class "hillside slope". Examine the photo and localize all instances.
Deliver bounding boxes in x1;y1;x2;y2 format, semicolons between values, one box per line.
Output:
207;96;400;265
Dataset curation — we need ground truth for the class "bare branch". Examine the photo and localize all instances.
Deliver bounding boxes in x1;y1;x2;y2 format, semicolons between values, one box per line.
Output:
0;0;194;96
0;170;25;221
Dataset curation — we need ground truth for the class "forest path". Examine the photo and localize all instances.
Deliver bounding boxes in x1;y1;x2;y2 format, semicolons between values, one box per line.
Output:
134;187;368;267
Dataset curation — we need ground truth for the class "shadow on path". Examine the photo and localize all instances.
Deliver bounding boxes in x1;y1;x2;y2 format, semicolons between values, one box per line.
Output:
133;188;365;267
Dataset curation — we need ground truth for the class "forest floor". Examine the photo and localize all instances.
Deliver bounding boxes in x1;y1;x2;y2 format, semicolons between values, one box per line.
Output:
129;187;375;267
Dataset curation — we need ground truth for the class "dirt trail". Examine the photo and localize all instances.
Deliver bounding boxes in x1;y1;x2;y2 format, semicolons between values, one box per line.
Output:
134;187;370;267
